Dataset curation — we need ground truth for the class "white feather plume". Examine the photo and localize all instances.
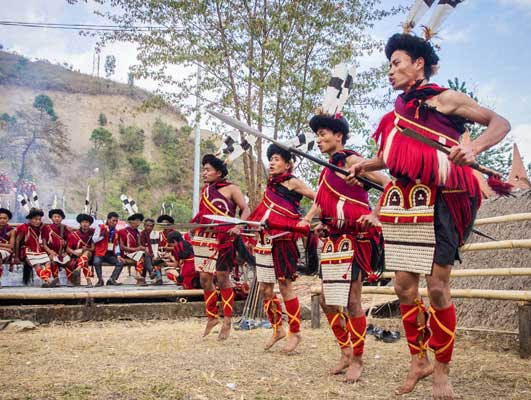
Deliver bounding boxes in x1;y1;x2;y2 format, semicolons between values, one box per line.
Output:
424;0;464;40
32;191;39;209
403;0;436;32
321;63;348;115
335;65;356;114
120;194;134;216
17;194;30;213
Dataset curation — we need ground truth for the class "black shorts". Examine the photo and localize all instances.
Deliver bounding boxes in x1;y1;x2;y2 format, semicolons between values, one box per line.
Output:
433;191;478;266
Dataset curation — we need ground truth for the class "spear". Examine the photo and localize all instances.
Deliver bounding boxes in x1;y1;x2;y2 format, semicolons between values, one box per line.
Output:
207;110;383;191
208;110;496;241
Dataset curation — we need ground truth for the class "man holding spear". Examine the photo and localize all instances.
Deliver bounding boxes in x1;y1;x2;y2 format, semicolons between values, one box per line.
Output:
247;144;315;353
348;2;511;397
190;154;251;341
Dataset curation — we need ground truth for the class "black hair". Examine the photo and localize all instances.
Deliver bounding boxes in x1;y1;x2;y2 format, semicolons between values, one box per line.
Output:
157;214;175;224
202;154;228;178
0;208;12;220
167;231;184;243
309;115;349;145
267;144;292;163
48;209;65;219
385;33;439;80
107;212;119;219
144;218;155;225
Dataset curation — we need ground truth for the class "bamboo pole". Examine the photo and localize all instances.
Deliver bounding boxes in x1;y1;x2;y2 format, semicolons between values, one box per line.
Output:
461;239;531;252
474;213;531;226
381;267;531;279
310;286;531;301
0;289;204;301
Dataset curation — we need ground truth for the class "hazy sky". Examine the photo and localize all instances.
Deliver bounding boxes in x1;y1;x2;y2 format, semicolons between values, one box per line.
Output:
1;0;530;164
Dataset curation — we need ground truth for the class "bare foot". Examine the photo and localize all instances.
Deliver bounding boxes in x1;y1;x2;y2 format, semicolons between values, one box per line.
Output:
344;355;363;383
202;318;220;337
281;332;301;353
432;360;453;400
328;348;352;375
264;328;286;350
217;319;231;341
395;355;434;395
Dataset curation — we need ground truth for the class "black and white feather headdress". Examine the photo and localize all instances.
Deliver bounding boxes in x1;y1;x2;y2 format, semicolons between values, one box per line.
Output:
403;0;464;40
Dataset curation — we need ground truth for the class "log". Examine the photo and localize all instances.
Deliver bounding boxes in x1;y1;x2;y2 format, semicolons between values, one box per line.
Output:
474;213;531;226
381;267;531;279
0;288;204;301
518;302;531;359
309;286;531;301
461;239;531;252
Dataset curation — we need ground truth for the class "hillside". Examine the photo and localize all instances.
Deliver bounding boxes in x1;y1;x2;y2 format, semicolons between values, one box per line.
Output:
0;51;221;219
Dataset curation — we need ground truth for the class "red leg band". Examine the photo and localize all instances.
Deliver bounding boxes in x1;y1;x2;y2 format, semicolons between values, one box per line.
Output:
78;256;92;278
135;258;144;275
35;265;51;282
220;288;234;318
166;270;178;283
400;299;430;356
203;289;219;319
428;304;456;363
264;295;283;330
326;312;351;349
347;315;366;357
50;262;59;278
283;297;301;334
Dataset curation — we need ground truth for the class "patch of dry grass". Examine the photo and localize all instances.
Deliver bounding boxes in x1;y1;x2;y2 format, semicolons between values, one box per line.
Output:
1;319;530;400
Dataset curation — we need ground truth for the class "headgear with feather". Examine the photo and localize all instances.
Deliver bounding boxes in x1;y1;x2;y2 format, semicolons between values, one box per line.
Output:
309;63;356;144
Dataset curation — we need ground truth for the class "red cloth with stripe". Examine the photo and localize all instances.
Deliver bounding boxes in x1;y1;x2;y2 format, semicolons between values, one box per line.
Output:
284;297;301;334
400;300;431;356
326;312;350;349
428;304;456;363
264;295;283;329
220;288;234;318
347;315;366;356
203;290;219;319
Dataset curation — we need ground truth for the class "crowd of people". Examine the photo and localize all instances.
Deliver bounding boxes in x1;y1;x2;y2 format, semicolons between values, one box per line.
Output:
0;208;200;290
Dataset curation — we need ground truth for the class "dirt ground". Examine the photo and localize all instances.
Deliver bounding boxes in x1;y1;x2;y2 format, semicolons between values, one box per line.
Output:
1;319;529;400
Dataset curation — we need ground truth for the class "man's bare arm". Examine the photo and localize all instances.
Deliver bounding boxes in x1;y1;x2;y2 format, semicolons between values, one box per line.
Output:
345;154;391;187
231;186;250;221
434;90;511;165
290;178;316;201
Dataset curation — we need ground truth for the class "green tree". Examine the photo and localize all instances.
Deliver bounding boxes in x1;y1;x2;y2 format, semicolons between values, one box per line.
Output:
33;94;57;121
93;0;401;207
127;155;151;181
0;107;72;216
152;118;176;147
119;125;145;153
90;127;113;151
448;78;513;177
98;112;108;126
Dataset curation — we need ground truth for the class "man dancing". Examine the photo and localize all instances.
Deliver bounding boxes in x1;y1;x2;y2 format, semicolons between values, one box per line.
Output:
191;154;251;341
350;32;510;399
248;144;315;353
300;110;388;382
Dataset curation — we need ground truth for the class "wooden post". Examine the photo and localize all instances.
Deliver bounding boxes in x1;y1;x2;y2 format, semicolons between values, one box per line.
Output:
311;293;320;329
518;302;531;359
